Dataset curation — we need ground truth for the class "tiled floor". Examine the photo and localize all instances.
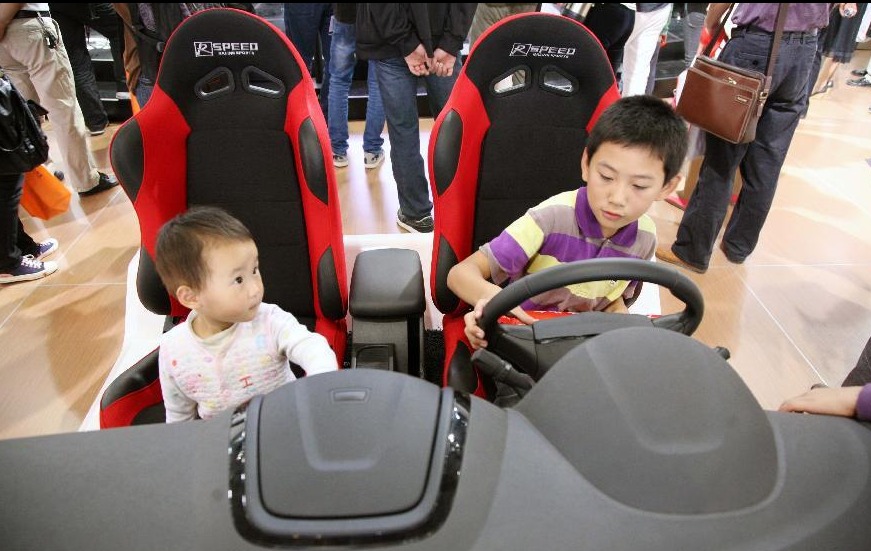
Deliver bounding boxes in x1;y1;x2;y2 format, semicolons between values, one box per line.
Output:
2;51;871;441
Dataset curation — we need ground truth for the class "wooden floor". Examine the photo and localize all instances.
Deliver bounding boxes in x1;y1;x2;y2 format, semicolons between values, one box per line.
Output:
2;53;871;441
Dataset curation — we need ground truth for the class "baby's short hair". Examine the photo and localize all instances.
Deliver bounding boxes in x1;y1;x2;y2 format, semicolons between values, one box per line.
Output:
155;206;253;295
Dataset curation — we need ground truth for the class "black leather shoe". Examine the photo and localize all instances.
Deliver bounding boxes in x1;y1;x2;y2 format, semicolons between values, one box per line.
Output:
847;77;871;87
79;172;119;197
720;241;745;264
851;69;868;77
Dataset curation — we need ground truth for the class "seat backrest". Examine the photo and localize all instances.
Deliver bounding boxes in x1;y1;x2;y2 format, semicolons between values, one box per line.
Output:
429;13;619;313
111;7;347;337
428;13;619;396
429;12;619;317
102;8;347;427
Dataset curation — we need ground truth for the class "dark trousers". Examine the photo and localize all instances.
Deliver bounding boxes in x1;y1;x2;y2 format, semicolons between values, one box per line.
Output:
582;3;636;75
54;5;125;131
0;173;38;271
672;29;817;269
843;336;871;387
283;3;332;121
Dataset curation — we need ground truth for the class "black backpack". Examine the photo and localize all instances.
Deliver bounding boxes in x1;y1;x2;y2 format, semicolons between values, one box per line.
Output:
0;72;49;176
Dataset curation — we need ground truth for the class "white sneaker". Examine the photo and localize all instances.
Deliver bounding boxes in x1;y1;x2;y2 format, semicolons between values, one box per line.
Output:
333;153;349;168
363;149;385;169
0;256;58;284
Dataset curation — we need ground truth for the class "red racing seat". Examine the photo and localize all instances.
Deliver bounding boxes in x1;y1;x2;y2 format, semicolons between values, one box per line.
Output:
101;8;347;427
428;13;620;398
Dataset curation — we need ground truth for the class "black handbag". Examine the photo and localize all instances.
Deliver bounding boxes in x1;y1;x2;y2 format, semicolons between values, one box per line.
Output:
0;72;50;175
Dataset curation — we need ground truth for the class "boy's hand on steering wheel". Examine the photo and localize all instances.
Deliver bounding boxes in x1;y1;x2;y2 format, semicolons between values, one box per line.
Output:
464;298;537;349
604;297;629;313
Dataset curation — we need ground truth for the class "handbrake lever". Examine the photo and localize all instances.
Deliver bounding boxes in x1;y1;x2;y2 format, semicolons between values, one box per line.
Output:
472;348;535;398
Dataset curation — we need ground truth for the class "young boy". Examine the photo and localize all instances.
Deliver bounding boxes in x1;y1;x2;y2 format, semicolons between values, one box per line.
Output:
448;95;688;349
154;206;338;422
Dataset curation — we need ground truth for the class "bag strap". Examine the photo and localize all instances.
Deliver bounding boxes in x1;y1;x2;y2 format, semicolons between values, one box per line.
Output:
702;3;789;69
700;4;735;58
765;4;790;80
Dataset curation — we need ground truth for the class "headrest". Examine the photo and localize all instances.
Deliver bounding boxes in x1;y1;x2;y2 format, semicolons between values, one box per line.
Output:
156;8;305;127
463;12;617;124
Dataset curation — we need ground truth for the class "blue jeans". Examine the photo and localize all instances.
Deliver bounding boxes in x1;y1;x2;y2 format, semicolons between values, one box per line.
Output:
327;20;385;156
283;3;332;120
135;79;154;108
375;56;460;219
683;11;706;67
672;29;817;268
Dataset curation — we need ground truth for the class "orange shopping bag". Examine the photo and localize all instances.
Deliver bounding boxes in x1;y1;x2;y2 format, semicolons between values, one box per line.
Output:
20;164;71;220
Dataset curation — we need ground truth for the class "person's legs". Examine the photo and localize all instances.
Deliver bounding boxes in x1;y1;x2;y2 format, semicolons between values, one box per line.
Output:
0;174;24;272
87;4;128;95
847;55;871;85
723;33;815;261
375;57;431;220
683;10;706;66
621;6;671;96
362;61;386;155
422;56;462;119
843;335;871;386
582;3;636;75
671;132;747;269
283;3;318;67
327;20;356;157
800;28;825;116
646;43;661;94
283;4;331;119
0;173;57;283
53;11;109;133
812;56;837;93
0;18;100;192
14;218;40;256
135;79;154;107
316;5;332;120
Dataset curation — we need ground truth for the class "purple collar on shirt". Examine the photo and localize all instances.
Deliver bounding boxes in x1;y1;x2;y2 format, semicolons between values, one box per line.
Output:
575;187;639;246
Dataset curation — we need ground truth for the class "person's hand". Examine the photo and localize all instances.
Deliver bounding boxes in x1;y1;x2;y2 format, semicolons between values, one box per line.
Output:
659;32;668;49
463;298;536;349
778;386;862;417
603;297;629;313
840;3;858;17
404;44;430;76
463;304;488;349
432;48;456;78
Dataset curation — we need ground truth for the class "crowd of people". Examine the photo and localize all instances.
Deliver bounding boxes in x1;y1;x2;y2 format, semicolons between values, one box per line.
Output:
1;3;871;421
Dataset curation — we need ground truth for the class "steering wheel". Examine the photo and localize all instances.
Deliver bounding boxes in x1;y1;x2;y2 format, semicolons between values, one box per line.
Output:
472;258;704;387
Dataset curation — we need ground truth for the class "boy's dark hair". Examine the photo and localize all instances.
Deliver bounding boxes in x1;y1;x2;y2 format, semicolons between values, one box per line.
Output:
585;95;688;183
155;206;253;295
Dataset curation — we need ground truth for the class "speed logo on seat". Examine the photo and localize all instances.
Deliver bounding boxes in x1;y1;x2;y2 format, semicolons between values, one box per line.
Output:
194;41;259;57
509;43;576;58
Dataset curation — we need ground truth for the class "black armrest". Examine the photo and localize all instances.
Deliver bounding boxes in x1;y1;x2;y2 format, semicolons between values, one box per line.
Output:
350;248;425;318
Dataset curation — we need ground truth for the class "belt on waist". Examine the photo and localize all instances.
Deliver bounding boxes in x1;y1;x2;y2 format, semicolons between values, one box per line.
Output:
733;26;818;39
13;10;51;19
